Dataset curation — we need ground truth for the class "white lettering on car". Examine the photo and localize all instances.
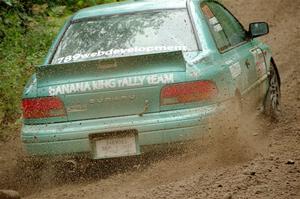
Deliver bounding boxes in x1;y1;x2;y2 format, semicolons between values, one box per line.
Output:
209;17;219;25
213;24;223;32
250;48;267;77
73;53;81;61
53;46;188;64
57;57;64;64
229;62;242;79
48;74;174;96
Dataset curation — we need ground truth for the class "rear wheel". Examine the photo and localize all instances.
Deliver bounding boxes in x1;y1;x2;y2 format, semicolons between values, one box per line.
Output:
264;62;281;121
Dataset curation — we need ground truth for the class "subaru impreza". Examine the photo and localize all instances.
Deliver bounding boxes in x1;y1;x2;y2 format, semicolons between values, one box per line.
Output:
21;0;281;159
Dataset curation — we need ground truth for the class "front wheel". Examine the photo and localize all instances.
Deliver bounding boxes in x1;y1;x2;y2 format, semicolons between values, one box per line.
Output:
264;62;281;121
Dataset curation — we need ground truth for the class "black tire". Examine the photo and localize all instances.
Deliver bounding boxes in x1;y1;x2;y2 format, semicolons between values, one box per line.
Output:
264;62;281;121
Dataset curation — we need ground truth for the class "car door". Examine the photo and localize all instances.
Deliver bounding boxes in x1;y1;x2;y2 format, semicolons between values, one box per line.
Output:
201;2;260;104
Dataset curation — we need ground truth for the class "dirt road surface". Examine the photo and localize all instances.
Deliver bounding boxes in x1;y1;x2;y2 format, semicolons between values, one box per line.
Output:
0;0;299;198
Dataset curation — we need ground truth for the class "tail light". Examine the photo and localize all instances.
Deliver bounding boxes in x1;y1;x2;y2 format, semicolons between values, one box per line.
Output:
160;81;218;105
22;97;66;119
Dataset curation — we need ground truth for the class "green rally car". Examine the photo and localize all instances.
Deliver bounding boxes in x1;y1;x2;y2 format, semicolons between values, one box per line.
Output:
21;0;281;159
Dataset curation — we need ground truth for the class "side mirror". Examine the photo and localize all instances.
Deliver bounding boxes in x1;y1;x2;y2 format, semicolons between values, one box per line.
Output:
249;22;269;38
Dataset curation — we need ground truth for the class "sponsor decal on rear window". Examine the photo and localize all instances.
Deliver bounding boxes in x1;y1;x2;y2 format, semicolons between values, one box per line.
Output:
213;24;223;32
49;74;174;96
202;5;214;18
209;17;219;25
55;46;187;64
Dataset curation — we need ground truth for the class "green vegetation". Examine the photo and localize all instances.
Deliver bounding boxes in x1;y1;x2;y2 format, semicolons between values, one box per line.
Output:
0;0;121;140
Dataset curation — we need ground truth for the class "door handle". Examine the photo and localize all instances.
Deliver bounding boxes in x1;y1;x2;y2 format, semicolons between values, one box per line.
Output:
245;60;251;69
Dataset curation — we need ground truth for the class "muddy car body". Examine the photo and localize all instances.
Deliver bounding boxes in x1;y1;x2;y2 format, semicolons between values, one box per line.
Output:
21;0;280;159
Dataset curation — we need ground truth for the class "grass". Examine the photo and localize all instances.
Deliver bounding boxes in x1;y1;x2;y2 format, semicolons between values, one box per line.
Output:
0;10;67;140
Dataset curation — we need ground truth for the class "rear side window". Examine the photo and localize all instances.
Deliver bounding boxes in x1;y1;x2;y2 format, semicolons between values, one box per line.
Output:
201;2;247;52
201;4;230;51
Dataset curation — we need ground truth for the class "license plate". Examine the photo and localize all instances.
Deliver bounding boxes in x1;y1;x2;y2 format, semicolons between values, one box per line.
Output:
92;132;138;159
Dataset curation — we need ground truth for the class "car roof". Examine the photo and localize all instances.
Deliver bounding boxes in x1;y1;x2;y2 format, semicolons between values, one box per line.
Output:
73;0;196;21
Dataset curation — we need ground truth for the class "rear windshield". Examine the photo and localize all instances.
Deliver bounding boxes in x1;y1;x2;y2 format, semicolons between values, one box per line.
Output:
51;9;199;64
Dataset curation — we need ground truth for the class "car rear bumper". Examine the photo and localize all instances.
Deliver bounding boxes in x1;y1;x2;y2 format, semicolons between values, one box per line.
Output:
21;103;224;158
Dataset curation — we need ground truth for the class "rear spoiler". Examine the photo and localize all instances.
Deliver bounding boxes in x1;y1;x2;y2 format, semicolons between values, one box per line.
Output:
36;51;186;87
